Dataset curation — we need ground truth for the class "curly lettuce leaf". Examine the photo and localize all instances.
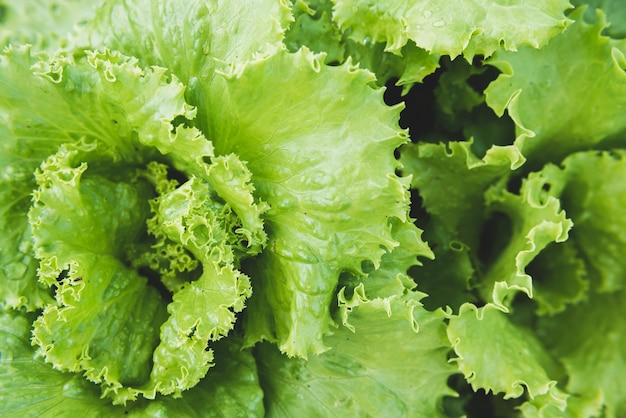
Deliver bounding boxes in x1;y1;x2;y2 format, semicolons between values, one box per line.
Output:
0;309;265;417
340;218;433;301
29;143;169;402
571;0;626;39
448;304;567;410
284;0;440;91
485;7;626;166
401;140;524;251
332;0;571;59
208;47;410;356
145;176;254;397
538;287;626;418
258;289;455;417
533;150;626;293
0;45;265;402
0;46;201;310
77;0;291;137
473;171;573;310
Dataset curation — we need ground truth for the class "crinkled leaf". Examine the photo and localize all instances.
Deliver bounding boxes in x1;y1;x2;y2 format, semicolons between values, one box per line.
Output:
448;303;566;406
1;309;265;417
338;216;433;303
285;0;440;91
0;46;201;310
485;7;626;166
520;389;604;418
401;140;524;250
535;150;626;292
210;47;410;356
525;241;589;316
332;0;571;59
285;0;347;64
479;174;572;309
78;0;291;136
146;177;253;397
538;288;626;418
572;0;626;39
346;40;441;92
2;45;263;402
29;144;168;403
258;289;455;417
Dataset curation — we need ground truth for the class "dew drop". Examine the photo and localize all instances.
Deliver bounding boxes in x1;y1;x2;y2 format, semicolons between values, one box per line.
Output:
433;20;445;27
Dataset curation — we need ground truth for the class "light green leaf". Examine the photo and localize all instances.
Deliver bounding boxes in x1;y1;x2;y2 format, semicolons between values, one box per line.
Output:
258;290;455;417
0;44;265;402
485;7;626;166
285;0;440;91
146;177;254;397
479;173;573;309
285;0;347;64
0;46;200;310
331;0;571;59
347;218;433;301
210;47;409;356
0;309;115;417
1;309;265;417
534;150;626;292
448;303;565;406
78;0;291;136
401;140;524;251
29;143;168;403
538;288;626;418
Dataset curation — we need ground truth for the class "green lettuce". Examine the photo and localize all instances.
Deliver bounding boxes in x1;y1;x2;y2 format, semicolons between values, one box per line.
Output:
1;1;625;417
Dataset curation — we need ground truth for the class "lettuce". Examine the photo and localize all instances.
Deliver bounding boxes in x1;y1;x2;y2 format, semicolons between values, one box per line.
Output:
1;1;625;417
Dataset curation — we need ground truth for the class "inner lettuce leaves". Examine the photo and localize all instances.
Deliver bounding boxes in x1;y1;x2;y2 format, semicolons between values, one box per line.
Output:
2;46;267;403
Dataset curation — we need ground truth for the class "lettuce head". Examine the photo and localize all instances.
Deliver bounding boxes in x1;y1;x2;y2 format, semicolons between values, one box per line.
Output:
1;1;625;417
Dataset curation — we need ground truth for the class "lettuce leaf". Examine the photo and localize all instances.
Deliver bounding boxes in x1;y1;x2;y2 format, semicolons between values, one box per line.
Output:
258;289;455;417
532;150;626;292
284;0;440;92
0;44;267;403
0;309;265;417
332;0;571;59
77;0;291;137
479;174;572;309
211;47;411;356
448;303;565;404
485;7;626;166
538;288;626;418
